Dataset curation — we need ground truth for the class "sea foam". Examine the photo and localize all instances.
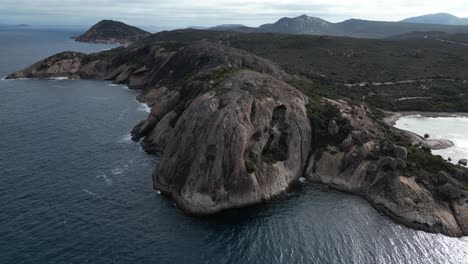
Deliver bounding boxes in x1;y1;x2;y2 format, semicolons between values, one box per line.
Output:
118;134;133;143
137;102;151;113
96;174;113;185
83;189;97;196
48;77;69;80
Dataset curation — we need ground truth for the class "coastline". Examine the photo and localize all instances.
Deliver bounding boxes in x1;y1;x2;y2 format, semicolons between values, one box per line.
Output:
384;111;468;126
383;111;464;151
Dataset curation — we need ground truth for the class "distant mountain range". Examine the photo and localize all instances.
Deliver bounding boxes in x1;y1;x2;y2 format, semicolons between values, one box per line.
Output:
401;13;468;26
74;13;468;43
222;14;468;38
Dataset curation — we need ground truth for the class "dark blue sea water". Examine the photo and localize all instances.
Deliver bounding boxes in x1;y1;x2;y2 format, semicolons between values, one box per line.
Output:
0;26;467;264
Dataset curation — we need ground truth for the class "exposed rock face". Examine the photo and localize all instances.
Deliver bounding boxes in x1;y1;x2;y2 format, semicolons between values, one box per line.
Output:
6;52;86;79
327;120;339;135
306;99;468;237
145;71;312;214
74;20;150;44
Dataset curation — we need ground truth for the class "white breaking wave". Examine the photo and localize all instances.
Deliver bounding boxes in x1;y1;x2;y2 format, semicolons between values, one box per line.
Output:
137;102;151;113
112;168;124;175
83;189;97;196
118;134;133;143
48;77;69;80
96;174;113;185
111;164;129;175
105;82;130;90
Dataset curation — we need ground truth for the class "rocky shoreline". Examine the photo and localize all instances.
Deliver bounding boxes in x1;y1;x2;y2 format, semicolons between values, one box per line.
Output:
384;111;456;150
384;111;468;126
6;34;468;237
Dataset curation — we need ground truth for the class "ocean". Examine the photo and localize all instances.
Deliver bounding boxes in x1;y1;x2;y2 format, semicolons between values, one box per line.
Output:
1;26;467;264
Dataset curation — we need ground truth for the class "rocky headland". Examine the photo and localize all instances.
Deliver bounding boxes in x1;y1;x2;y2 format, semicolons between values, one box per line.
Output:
73;20;151;44
7;30;468;237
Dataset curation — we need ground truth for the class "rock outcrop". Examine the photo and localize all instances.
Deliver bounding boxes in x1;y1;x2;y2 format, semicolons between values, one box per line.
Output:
74;20;151;44
6;52;87;79
6;33;468;237
147;71;312;214
305;99;468;237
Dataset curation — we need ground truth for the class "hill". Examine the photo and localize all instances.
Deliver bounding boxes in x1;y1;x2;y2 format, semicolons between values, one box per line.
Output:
230;14;468;38
74;20;151;44
402;13;468;25
209;24;248;30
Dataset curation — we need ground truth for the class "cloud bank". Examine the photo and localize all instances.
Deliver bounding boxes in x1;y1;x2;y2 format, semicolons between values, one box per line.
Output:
1;0;467;28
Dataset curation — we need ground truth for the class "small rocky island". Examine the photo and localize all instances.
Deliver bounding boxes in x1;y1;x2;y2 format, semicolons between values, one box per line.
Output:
73;20;150;44
7;29;468;237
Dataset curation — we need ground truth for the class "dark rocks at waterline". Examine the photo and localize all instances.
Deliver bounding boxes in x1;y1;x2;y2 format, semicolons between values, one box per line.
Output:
459;159;468;166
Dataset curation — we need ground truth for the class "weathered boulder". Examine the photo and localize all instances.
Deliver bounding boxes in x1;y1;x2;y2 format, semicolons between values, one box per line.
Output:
393;146;408;160
454;202;468;234
150;70;312;214
459;159;468;166
328;120;339;135
436;183;462;201
339;134;353;149
432;171;459;187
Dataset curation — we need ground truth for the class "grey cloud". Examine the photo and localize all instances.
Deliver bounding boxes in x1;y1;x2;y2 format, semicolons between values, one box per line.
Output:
0;0;467;28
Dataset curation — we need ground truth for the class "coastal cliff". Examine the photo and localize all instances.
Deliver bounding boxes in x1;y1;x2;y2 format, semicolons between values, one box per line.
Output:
7;31;468;237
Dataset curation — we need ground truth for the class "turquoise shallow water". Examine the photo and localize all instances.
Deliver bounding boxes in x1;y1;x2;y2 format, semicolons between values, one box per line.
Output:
395;115;468;164
1;27;467;264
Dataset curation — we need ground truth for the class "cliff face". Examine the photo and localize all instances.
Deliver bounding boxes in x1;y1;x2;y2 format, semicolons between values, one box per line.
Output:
140;71;312;214
6;34;468;237
74;20;151;44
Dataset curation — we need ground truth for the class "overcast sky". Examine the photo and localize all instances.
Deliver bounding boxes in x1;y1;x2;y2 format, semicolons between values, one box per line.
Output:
1;0;468;28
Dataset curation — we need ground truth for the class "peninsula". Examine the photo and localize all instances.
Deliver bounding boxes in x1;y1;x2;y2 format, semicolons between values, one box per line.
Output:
8;26;468;237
